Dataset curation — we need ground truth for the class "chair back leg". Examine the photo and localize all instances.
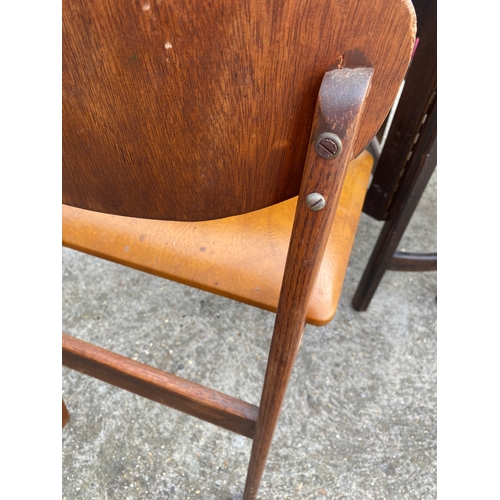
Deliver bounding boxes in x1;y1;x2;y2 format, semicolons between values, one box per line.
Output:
243;68;373;499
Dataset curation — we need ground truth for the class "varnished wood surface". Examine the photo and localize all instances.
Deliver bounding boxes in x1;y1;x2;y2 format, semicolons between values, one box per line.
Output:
63;334;258;438
63;0;415;221
63;151;372;326
389;251;437;272
352;0;436;310
243;68;373;499
363;0;436;221
352;130;437;311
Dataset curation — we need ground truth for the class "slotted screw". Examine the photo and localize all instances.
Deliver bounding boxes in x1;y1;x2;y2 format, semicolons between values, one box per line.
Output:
315;133;342;159
305;192;326;211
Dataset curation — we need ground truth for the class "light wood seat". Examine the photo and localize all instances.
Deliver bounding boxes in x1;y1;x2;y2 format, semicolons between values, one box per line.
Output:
63;152;372;326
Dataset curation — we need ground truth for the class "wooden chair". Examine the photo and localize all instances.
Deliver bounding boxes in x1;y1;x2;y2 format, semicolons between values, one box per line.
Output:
352;0;436;311
62;0;416;497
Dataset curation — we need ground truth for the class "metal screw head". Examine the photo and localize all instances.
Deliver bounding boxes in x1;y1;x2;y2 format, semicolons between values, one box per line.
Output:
315;132;342;160
305;192;326;211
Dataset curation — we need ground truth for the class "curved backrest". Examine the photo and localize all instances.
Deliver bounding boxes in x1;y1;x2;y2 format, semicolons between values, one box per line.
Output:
63;0;415;221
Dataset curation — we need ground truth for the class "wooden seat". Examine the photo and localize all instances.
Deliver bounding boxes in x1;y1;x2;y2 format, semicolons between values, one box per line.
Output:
62;0;416;497
63;151;372;327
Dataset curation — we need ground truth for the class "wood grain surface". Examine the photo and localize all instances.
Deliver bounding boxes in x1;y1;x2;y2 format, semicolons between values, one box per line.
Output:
243;67;373;499
63;334;259;438
63;151;372;326
63;0;415;221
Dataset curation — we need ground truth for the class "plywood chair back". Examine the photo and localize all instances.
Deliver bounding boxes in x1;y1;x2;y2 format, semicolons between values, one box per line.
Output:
62;0;416;497
63;0;415;221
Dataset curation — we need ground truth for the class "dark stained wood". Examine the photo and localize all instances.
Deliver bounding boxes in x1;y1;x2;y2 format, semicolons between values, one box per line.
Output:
389;251;437;272
362;0;436;221
352;133;436;311
62;334;258;438
63;0;415;221
62;400;70;427
352;0;436;310
62;151;373;327
243;68;374;499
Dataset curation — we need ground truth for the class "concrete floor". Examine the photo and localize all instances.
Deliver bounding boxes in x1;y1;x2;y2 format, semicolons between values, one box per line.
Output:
62;170;436;500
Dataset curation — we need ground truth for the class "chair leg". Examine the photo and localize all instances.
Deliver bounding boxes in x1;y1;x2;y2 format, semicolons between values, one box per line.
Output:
242;68;373;499
243;322;306;499
62;400;70;427
352;140;437;311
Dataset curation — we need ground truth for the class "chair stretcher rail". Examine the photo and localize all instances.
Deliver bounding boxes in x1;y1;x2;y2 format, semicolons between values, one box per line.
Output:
62;334;258;438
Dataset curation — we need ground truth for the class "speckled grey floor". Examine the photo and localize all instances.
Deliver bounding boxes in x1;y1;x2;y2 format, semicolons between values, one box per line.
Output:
62;170;437;500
